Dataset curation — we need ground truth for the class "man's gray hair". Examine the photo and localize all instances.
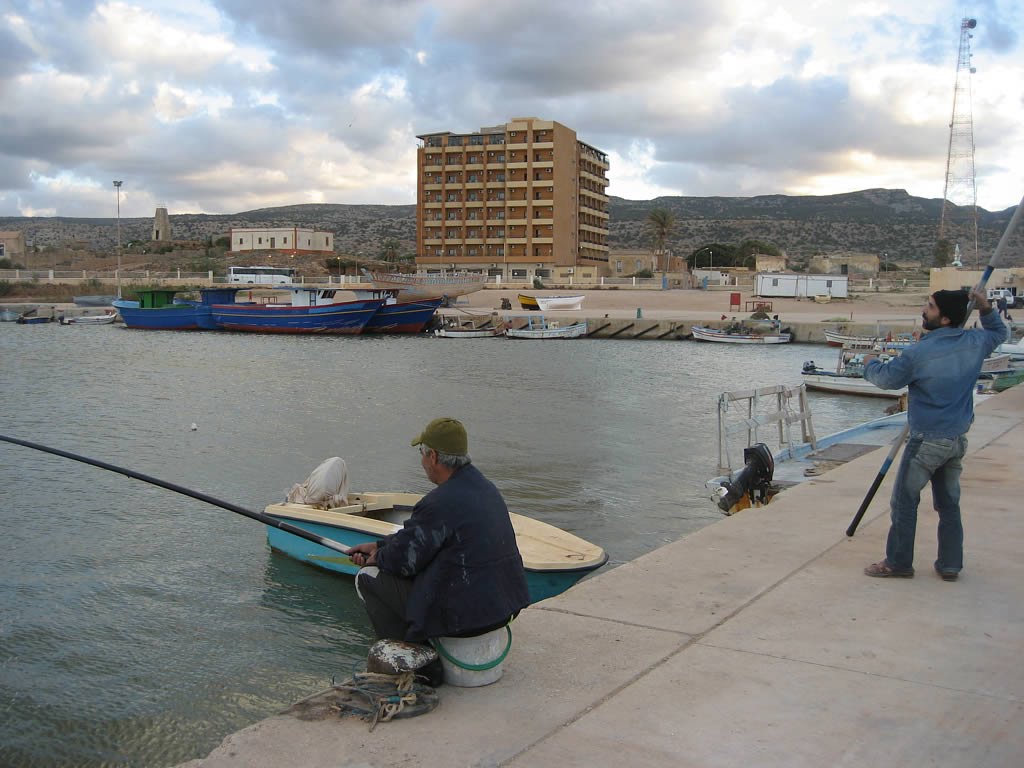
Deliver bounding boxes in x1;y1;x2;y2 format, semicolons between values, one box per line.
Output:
434;450;471;470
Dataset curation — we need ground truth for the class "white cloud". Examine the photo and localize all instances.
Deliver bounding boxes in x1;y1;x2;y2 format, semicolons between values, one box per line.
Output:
0;0;1021;217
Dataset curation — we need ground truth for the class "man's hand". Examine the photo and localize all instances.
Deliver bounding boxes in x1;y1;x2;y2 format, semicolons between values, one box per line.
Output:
349;542;379;567
969;289;992;314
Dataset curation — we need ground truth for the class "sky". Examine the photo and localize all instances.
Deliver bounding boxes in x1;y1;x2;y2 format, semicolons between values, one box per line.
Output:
1;0;1021;219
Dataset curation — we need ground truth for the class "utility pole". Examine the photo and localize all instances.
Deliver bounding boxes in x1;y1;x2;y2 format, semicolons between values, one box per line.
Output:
113;180;123;298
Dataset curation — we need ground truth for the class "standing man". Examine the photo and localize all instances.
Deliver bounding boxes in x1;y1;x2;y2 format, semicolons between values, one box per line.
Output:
862;289;1007;581
350;418;529;658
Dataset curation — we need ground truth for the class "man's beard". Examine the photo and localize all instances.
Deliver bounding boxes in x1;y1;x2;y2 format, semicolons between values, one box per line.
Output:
921;313;942;331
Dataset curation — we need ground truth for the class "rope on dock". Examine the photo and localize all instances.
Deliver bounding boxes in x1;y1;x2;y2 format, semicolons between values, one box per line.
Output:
284;671;439;731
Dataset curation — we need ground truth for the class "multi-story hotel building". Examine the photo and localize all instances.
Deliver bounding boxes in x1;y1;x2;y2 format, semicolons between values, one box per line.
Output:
415;117;609;282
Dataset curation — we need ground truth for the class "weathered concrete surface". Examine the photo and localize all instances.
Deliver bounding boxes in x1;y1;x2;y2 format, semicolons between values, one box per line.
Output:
187;386;1024;768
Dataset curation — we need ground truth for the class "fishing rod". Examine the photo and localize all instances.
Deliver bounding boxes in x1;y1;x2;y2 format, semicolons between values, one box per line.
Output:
845;192;1024;537
0;434;353;556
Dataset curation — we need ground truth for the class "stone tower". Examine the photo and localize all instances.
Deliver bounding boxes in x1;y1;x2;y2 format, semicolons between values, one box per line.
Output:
152;207;171;241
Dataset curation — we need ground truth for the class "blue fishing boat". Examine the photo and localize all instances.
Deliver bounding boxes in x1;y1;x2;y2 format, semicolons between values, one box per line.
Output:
209;287;383;334
263;492;608;604
114;289;218;330
357;290;443;334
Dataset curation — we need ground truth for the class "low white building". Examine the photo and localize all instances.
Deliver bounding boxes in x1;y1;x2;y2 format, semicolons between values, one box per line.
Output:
230;227;333;254
755;273;848;299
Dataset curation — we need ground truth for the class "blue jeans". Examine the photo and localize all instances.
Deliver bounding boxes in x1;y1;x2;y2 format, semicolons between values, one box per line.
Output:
886;434;967;573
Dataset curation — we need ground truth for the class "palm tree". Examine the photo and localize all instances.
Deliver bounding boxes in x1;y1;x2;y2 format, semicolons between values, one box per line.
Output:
381;238;400;263
647;208;675;270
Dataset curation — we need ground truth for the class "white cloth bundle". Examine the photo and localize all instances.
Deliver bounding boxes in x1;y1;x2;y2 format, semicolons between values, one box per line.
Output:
285;457;350;509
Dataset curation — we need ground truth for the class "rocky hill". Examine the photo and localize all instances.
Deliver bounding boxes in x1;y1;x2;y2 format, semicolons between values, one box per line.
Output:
2;188;1020;266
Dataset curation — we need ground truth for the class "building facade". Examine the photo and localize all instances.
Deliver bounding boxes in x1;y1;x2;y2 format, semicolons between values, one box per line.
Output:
415;117;609;280
230;227;333;255
0;231;27;261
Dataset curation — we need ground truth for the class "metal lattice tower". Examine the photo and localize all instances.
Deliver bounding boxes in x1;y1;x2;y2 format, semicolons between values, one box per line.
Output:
939;17;979;266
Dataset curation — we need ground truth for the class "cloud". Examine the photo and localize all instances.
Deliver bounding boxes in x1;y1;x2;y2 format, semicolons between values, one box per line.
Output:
0;0;1022;217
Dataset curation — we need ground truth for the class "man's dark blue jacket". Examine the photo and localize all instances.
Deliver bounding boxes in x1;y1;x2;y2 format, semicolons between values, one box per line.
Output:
376;463;530;641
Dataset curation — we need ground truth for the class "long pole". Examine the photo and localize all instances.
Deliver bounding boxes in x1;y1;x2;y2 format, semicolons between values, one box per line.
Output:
846;192;1024;537
113;180;122;298
0;434;353;555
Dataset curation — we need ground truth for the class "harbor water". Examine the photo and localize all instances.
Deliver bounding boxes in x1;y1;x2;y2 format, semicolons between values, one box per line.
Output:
0;323;891;766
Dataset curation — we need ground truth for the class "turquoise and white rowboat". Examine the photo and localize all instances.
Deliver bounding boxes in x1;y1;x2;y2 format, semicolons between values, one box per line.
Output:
264;492;608;604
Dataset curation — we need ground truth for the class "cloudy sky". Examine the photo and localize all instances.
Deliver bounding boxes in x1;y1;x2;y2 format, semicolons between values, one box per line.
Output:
1;0;1021;219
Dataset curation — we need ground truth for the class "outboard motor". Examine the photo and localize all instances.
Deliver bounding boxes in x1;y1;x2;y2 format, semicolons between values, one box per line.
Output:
713;443;775;512
802;360;817;373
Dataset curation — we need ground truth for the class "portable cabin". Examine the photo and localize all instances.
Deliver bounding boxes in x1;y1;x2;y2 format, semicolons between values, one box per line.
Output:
754;273;849;299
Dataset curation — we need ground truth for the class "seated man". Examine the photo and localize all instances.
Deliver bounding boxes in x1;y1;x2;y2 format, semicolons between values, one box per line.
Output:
350;418;530;666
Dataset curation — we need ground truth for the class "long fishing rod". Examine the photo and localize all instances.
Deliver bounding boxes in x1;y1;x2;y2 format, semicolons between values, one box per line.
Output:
846;192;1024;537
0;434;353;556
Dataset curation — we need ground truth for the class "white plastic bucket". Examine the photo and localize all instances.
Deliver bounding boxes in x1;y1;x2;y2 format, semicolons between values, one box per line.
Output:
433;627;511;687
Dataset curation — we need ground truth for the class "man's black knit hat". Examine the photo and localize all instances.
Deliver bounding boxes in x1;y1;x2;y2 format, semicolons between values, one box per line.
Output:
932;289;969;327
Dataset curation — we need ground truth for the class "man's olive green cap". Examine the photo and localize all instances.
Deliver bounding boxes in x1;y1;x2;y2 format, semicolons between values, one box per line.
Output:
410;417;468;455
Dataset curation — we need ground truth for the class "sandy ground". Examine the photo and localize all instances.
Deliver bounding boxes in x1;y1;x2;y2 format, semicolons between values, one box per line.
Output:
445;287;930;325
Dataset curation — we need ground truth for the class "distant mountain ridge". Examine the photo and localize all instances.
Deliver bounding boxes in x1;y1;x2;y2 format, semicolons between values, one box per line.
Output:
2;188;1019;265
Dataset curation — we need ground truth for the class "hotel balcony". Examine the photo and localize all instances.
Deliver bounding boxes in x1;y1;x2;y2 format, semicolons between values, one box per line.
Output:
423;201;442;209
506;162;529;170
532;141;553;150
531;160;553;169
507;180;528;188
506;142;528;150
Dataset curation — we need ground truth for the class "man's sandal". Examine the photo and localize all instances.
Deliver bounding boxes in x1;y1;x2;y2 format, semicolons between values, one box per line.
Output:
864;560;914;578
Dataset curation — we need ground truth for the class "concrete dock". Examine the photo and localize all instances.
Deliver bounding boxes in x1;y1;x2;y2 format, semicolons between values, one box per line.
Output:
186;386;1024;768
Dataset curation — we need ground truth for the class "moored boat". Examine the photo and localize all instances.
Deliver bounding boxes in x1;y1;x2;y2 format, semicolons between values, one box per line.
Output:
15;314;54;325
0;309;19;322
504;316;587;339
691;324;791;344
353;290;443;334
823;329;914;348
263;492;608;603
366;270;485;300
209;287;383;334
73;295;118;307
518;293;540;310
802;348;905;398
60;311;118;325
434;324;504;338
114;289;217;331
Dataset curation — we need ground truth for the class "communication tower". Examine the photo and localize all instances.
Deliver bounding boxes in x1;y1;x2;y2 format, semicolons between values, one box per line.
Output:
939;18;978;266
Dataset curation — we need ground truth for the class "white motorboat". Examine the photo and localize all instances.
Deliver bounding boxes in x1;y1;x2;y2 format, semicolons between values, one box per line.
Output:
434;325;503;338
61;312;118;325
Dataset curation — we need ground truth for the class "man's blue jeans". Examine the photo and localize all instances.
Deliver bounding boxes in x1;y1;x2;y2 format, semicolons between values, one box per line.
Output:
886;434;967;573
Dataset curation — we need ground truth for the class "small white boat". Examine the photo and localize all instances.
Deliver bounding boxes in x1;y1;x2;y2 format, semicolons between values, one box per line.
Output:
823;329;914;348
535;294;585;311
505;317;587;339
434;325;503;338
61;312;118;325
691;325;791;344
996;337;1024;360
0;309;20;322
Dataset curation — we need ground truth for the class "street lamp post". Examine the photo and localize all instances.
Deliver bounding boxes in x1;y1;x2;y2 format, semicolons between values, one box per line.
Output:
113;181;122;298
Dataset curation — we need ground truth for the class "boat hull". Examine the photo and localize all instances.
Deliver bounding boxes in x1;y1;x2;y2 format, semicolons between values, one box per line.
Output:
691;325;791;344
801;372;906;397
434;327;503;338
113;300;214;330
62;312;118;325
209;299;383;334
363;298;443;334
16;315;53;325
505;321;587;339
369;272;485;300
264;497;607;604
536;295;585;311
518;294;540;310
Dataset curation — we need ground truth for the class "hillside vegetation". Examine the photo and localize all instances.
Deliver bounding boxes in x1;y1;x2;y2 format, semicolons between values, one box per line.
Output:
2;188;1020;267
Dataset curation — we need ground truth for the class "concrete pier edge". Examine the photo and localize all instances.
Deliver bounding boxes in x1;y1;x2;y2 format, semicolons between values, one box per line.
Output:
185;387;1024;767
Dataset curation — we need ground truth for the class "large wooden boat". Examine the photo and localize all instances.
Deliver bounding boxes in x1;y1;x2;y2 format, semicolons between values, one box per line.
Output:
366;271;485;300
114;289;220;331
263;492;608;603
208;287;383;334
353;290;443;334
